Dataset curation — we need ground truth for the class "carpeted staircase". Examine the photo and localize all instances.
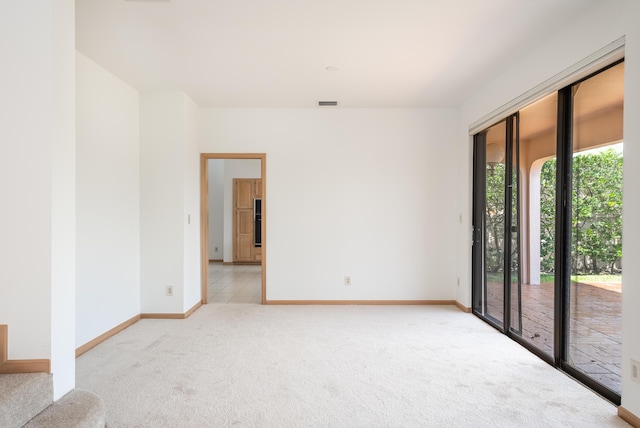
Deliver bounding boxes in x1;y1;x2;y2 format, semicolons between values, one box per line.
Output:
0;373;105;428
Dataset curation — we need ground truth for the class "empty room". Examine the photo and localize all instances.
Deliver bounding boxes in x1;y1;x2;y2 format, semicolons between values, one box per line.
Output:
1;0;640;427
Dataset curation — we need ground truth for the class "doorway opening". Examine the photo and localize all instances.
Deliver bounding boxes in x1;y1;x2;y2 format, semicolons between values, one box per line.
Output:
200;153;266;304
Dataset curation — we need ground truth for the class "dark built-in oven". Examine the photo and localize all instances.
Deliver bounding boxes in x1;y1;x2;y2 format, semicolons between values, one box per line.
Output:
254;198;262;247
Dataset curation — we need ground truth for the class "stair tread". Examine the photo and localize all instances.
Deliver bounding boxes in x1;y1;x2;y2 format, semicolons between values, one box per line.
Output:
25;389;105;428
0;373;52;428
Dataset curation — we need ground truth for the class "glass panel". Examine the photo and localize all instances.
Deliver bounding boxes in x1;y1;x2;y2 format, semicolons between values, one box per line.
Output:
512;93;558;356
484;120;507;327
568;62;624;394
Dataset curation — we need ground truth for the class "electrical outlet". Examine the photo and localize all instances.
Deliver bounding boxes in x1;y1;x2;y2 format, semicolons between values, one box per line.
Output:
632;359;640;383
344;276;351;286
215;247;219;252
166;285;173;297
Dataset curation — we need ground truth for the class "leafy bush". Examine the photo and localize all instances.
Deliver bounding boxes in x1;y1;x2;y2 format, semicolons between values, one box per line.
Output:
484;147;622;276
540;148;622;274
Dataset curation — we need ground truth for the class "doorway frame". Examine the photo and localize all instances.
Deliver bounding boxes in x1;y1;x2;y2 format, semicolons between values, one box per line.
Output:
200;153;267;304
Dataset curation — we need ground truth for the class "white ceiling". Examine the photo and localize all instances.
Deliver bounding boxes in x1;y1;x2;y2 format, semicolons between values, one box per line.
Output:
76;0;600;108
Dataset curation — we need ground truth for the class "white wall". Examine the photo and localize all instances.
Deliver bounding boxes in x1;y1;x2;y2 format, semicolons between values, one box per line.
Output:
620;0;640;417
0;1;76;399
140;91;201;314
75;52;140;348
0;0;53;363
50;0;77;399
222;159;261;263
208;160;224;259
455;0;639;416
200;109;458;300
140;93;187;313
182;95;202;311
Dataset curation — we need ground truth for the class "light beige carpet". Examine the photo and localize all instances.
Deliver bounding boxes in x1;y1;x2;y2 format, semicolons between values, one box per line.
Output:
76;305;628;427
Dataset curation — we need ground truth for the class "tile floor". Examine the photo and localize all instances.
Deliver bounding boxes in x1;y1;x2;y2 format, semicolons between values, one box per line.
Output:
207;262;262;304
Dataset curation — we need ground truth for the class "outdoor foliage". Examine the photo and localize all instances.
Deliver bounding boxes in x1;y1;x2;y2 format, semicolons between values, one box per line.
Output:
539;148;623;274
485;163;506;273
486;147;623;276
570;148;623;274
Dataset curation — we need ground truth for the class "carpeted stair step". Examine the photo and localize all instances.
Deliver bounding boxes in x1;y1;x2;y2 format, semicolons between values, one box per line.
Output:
25;389;105;428
0;373;52;428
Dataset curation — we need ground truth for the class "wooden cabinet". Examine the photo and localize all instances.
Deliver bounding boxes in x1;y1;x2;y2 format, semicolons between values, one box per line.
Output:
233;178;262;263
236;179;253;209
255;179;263;198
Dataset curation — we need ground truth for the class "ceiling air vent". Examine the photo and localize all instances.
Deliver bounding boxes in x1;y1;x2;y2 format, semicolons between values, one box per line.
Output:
318;101;338;106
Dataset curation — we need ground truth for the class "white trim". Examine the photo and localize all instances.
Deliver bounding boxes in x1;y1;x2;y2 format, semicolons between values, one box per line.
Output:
469;37;625;135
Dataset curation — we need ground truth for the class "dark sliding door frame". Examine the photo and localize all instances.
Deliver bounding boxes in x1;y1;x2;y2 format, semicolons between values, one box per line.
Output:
554;85;573;368
554;63;623;405
472;114;519;334
502;116;514;335
471;133;487;321
471;59;623;405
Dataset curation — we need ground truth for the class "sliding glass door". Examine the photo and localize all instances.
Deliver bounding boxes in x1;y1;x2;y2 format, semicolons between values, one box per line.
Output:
472;61;624;404
473;115;521;335
516;93;558;359
474;120;507;329
564;62;624;396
